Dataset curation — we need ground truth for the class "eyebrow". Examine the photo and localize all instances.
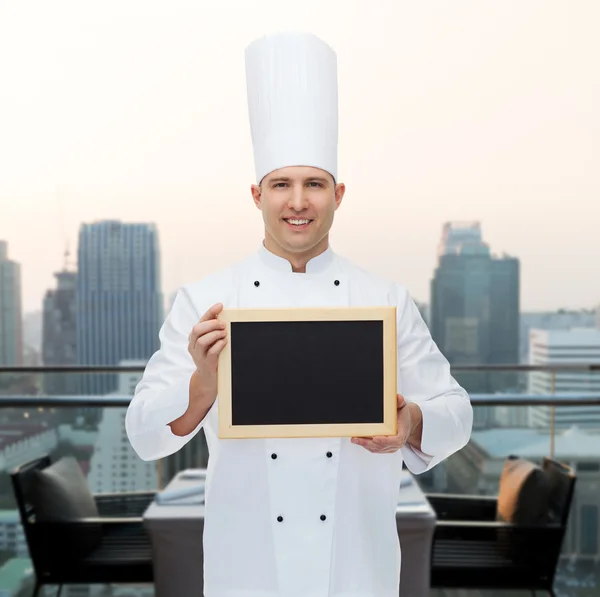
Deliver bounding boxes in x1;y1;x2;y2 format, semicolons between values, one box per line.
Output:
267;176;330;184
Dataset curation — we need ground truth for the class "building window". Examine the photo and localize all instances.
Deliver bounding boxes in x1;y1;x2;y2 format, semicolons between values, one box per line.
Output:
580;505;598;555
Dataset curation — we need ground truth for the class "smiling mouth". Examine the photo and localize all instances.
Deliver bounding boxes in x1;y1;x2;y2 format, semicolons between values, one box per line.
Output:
284;218;312;226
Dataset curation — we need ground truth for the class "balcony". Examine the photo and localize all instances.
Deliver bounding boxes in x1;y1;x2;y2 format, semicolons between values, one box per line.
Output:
0;364;598;597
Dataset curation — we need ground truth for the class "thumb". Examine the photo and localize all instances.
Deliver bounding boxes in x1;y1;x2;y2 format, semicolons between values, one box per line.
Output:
397;394;406;408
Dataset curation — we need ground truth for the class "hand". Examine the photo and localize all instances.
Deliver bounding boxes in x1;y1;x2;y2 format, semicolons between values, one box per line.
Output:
187;303;227;403
351;395;422;454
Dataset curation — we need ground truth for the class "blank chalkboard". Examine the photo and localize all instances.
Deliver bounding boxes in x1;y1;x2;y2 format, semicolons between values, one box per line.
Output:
217;307;397;439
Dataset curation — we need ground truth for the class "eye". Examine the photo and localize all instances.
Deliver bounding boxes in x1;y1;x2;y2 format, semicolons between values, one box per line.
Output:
308;182;323;188
273;182;288;188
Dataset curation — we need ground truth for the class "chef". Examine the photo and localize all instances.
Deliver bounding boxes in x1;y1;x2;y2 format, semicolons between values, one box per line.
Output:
126;31;473;597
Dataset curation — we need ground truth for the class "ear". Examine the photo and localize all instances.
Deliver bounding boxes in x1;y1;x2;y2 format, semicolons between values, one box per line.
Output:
251;184;262;210
334;182;346;210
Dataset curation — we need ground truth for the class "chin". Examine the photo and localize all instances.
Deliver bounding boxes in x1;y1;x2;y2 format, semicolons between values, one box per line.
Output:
279;239;315;254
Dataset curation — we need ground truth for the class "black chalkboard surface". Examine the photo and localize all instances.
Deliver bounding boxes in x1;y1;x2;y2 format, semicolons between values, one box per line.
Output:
217;307;397;439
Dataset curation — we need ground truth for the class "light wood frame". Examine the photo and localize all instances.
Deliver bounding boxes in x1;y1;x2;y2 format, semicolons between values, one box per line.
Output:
217;306;397;439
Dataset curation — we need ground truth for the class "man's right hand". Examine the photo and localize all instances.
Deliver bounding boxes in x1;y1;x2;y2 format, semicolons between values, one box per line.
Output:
188;302;228;400
169;303;227;436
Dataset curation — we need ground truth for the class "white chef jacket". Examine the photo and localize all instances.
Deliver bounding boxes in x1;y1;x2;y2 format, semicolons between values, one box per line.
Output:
125;244;473;597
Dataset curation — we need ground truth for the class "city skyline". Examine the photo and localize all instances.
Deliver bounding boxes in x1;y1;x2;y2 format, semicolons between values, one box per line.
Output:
2;212;600;317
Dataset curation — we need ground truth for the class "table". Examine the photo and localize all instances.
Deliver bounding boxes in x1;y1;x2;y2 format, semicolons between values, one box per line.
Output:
396;472;437;596
144;468;436;597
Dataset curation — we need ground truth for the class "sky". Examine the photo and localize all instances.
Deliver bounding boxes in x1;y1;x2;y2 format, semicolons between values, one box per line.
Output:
0;0;599;314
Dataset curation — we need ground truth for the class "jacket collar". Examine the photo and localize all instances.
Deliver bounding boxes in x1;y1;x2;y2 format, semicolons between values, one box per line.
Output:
258;243;336;274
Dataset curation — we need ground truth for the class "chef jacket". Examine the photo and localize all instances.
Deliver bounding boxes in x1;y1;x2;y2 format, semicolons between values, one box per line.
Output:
125;244;473;597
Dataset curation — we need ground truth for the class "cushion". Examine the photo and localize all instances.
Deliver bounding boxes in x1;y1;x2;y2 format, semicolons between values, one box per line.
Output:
496;455;550;526
28;457;102;555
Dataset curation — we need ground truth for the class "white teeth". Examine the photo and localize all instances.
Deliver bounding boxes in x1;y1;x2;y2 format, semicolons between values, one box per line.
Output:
286;219;310;225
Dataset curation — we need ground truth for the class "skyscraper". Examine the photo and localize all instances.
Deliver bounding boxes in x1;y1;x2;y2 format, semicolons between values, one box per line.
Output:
430;222;520;428
42;263;77;395
0;241;23;366
76;221;163;394
528;328;600;429
489;255;520;392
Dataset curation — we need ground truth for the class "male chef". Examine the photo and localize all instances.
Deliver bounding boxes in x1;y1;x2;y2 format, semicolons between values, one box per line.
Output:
126;31;473;597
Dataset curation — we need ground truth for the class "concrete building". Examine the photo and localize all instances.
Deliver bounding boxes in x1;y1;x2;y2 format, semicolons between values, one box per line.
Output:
0;425;58;476
0;241;23;367
520;310;596;363
528;328;600;430
76;221;163;395
42;269;77;395
0;511;26;557
430;222;520;429
87;362;158;494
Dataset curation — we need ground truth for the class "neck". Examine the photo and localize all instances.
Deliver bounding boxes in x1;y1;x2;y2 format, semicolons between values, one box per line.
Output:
263;235;330;273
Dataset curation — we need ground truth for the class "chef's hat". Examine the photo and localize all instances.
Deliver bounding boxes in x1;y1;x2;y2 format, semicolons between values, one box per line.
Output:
245;31;338;184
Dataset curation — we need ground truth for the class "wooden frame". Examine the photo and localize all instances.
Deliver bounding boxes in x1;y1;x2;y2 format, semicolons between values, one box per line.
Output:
217;306;397;439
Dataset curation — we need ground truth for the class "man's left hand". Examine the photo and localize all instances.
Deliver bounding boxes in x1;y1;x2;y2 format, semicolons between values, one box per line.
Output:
351;394;423;454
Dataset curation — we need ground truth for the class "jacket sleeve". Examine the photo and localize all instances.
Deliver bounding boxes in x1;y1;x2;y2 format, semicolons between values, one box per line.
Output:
395;285;473;474
125;286;212;461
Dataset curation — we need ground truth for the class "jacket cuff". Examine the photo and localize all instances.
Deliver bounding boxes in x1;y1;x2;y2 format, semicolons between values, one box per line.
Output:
144;375;193;430
401;442;433;474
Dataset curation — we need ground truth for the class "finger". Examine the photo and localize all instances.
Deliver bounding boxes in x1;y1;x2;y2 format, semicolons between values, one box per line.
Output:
355;439;399;454
372;435;400;448
207;338;227;357
195;329;227;352
352;437;381;451
365;445;399;453
397;394;406;408
367;438;399;451
189;319;225;345
200;303;224;322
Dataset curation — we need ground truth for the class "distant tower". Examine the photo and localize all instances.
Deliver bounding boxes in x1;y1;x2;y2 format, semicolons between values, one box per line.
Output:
528;328;600;429
76;221;163;395
42;244;77;395
87;362;158;493
430;222;520;428
0;241;23;366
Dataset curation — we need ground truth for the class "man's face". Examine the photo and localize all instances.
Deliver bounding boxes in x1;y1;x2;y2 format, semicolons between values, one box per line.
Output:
251;166;345;259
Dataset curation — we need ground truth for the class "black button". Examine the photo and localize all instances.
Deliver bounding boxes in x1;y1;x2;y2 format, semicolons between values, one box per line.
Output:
271;453;277;459
334;280;340;286
254;281;260;287
277;516;283;522
326;452;332;458
320;514;327;521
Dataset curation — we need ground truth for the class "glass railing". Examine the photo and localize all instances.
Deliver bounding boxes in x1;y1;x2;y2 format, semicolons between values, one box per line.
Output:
0;364;599;596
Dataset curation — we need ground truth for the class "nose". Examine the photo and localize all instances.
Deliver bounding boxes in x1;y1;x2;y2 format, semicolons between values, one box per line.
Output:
287;186;309;212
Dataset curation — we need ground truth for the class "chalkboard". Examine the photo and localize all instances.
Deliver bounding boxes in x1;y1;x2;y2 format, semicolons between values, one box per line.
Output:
217;307;397;439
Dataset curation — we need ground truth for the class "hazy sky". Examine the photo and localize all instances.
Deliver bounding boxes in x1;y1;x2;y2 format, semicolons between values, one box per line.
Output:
1;0;598;314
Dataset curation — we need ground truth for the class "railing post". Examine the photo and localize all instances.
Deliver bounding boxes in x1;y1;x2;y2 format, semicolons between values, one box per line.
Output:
550;370;556;459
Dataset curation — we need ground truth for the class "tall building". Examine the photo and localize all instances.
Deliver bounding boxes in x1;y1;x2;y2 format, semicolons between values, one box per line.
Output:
42;265;77;395
0;241;23;366
76;221;163;394
528;328;600;430
520;310;596;363
489;255;520;392
430;222;520;428
87;362;158;494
